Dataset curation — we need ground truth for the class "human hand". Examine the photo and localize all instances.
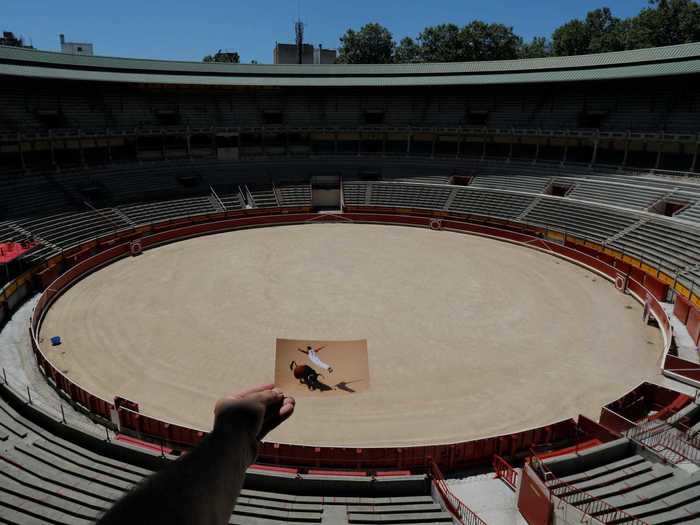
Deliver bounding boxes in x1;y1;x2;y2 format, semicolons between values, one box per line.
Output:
214;384;295;441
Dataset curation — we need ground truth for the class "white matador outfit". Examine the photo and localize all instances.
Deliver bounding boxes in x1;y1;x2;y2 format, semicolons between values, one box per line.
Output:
307;349;332;371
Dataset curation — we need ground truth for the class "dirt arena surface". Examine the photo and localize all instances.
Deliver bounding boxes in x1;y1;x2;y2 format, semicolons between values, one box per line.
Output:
40;224;663;447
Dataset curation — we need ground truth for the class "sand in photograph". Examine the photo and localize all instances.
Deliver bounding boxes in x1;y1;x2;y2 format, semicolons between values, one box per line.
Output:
274;339;369;397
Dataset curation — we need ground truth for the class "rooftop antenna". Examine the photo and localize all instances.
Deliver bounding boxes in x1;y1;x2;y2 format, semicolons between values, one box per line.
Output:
295;0;304;64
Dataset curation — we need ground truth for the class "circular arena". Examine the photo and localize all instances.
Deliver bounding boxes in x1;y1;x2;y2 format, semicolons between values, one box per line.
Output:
1;37;700;525
39;222;662;447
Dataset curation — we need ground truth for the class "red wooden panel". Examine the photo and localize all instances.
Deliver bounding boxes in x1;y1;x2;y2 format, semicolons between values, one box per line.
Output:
674;296;691;324
642;275;668;301
630;267;645;283
517;465;552;525
688;306;700;345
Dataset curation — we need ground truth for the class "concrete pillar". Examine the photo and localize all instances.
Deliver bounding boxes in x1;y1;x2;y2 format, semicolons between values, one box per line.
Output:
106;129;113;162
532;143;540;164
78;130;86;167
590;139;599;166
480;137;486;161
690;139;699;172
49;130;56;167
622;138;629;167
456;135;462;159
507;141;513;162
185;130;191;159
406;134;412;156
17;133;26;171
561;144;568;165
655;145;662;169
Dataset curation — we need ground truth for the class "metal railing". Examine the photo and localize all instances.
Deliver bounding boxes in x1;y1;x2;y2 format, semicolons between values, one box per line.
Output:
492;455;518;490
0;365;114;443
542;465;649;525
430;461;487;525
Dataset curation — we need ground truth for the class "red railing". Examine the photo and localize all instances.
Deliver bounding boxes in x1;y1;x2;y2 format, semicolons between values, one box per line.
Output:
431;461;487;525
492;454;518;490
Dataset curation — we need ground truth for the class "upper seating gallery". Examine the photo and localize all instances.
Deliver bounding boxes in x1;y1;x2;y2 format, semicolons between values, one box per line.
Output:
0;43;699;133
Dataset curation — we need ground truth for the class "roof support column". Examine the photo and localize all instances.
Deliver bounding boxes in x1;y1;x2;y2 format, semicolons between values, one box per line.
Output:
507;141;513;163
690;137;699;172
561;143;568;165
532;142;540;165
17;133;26;172
655;134;663;169
456;134;463;159
185;128;191;159
621;133;629;167
106;129;113;162
78;130;86;167
589;138;599;167
49;130;56;168
406;133;412;157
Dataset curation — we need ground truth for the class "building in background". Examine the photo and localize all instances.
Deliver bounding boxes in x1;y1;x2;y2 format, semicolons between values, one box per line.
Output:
273;43;336;64
59;34;93;56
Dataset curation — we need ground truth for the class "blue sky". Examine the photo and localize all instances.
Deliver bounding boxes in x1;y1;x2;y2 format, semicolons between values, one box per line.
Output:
5;1;649;63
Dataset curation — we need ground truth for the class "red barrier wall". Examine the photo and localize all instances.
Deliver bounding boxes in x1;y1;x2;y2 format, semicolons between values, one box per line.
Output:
517;464;552;525
674;296;691;324
687;307;700;345
24;208;676;469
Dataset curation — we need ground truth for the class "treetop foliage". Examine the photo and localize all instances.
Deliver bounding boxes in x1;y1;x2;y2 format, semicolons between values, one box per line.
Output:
336;0;700;64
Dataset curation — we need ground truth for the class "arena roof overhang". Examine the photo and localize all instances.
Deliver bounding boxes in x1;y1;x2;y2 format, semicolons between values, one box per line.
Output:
1;42;700;87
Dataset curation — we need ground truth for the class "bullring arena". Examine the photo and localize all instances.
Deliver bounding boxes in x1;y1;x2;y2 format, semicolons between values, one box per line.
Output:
38;222;662;447
2;40;700;525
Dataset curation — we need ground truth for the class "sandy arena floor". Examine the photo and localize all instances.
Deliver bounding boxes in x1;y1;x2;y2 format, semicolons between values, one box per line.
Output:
40;224;663;447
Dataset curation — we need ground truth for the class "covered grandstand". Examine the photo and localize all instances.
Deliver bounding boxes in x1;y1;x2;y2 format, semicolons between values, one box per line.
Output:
0;42;700;524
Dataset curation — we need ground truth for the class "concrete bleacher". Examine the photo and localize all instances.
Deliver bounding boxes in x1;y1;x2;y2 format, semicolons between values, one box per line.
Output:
0;394;448;525
448;188;536;220
543;438;700;524
275;183;312;208
521;197;640;242
118;196;218;224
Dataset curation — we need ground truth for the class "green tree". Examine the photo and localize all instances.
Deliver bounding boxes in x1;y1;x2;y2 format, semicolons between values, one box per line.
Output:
585;8;626;53
627;0;700;48
395;37;422;63
518;36;552;59
337;23;395;64
416;22;521;62
203;50;240;63
552;19;592;55
417;24;464;62
460;21;521;60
